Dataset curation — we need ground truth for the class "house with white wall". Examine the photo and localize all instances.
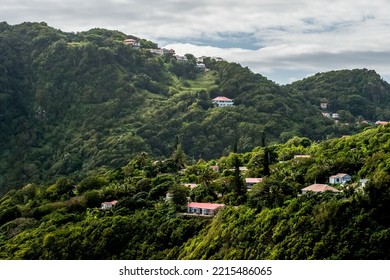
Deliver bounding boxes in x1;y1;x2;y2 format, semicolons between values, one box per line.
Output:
329;173;352;185
187;202;225;216
212;96;234;107
101;200;118;210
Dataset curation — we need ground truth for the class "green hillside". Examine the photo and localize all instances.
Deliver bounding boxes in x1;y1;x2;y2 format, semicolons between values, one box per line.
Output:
2;22;384;194
286;69;390;122
1;123;390;259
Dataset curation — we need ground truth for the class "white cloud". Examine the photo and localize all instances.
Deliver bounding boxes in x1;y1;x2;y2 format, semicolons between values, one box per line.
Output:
1;0;390;83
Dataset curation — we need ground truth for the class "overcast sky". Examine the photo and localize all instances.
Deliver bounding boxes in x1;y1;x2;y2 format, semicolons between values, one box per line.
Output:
2;0;390;84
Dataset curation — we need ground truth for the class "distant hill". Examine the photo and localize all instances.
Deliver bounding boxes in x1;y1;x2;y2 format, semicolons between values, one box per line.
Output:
286;69;390;122
0;22;387;193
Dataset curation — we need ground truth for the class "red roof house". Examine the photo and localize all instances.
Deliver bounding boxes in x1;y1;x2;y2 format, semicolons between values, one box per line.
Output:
375;121;389;125
301;184;341;194
212;96;234;107
187;202;225;216
245;178;263;189
101;200;118;210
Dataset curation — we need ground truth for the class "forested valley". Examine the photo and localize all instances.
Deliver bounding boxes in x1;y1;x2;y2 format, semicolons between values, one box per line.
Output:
1;22;390;259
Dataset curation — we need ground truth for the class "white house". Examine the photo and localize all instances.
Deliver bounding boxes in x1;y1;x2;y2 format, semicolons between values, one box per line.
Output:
101;200;118;210
329;173;352;185
301;184;341;194
195;63;206;72
212;96;234;107
175;55;188;62
124;38;137;45
359;179;369;189
245;178;263;189
165;192;173;201
124;39;140;49
187;202;225;216
150;49;164;56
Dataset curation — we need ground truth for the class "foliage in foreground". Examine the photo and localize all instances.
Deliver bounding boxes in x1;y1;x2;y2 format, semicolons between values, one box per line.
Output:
1;125;390;259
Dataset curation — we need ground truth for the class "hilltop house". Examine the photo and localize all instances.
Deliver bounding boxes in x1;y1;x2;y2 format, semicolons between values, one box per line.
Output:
101;200;118;210
301;184;341;194
195;62;206;72
329;173;352;185
245;178;263;189
332;113;340;119
123;38;140;49
187;202;225;216
149;49;164;55
175;55;188;62
165;192;173;201
359;178;369;188
212;96;234;107
124;38;137;45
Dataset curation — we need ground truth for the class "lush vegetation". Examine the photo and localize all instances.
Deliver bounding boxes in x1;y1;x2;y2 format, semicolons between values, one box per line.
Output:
2;22;390;259
286;69;390;122
2;22;388;194
2;123;390;259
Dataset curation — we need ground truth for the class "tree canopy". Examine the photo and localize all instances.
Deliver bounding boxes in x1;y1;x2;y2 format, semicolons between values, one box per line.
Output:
2;22;390;260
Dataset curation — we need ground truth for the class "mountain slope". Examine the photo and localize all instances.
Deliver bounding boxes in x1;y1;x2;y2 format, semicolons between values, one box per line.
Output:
286;69;390;121
0;22;385;194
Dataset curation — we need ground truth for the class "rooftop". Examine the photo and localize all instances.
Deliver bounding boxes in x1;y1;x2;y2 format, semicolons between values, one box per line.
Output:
102;200;118;205
212;96;233;101
330;173;350;178
302;184;341;193
187;202;225;210
245;178;263;184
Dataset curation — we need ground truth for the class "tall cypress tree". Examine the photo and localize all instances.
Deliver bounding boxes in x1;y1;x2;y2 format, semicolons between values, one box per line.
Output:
261;131;270;176
172;135;185;168
232;137;246;204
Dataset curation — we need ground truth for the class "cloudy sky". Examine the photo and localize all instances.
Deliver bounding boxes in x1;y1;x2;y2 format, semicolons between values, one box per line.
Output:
2;0;390;84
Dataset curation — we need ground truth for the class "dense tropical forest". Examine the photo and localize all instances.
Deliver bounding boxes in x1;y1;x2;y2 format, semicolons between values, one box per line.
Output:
2;22;390;195
1;22;390;259
2;124;390;259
